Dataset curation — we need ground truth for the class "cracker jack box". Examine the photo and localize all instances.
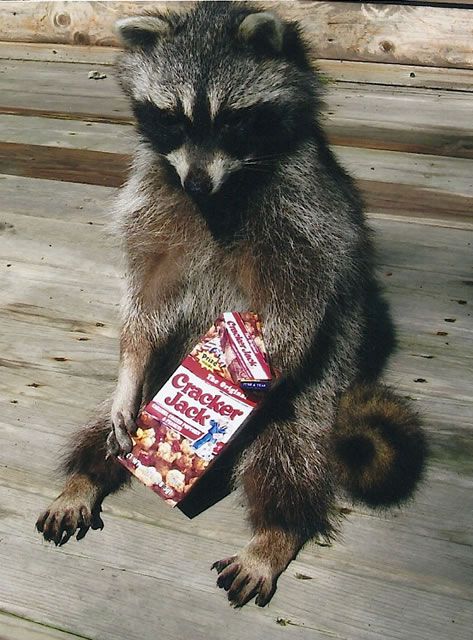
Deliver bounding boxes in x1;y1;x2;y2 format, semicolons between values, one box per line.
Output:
118;312;273;510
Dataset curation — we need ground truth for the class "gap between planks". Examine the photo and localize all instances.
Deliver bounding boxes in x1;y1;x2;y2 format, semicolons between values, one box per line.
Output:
0;610;92;640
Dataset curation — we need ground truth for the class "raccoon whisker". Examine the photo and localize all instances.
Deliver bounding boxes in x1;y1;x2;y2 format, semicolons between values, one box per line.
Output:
241;159;273;168
245;152;287;162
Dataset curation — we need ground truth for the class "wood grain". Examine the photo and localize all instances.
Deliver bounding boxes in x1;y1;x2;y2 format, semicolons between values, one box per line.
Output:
0;141;127;186
320;60;473;92
2;42;473;93
0;2;473;68
2;59;472;160
0;476;472;640
0;36;473;638
0;612;87;640
1;171;473;638
2;136;472;223
1;174;472;474
324;83;473;160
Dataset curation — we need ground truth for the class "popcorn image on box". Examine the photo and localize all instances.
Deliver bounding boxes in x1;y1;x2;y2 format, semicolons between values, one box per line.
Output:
118;312;273;508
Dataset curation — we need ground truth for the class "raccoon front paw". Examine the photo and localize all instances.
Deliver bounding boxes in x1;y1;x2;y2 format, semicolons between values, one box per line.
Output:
36;496;104;546
212;552;276;608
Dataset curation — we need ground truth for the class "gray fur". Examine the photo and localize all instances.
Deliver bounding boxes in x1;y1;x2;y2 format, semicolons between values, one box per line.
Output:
112;2;370;537
36;2;424;608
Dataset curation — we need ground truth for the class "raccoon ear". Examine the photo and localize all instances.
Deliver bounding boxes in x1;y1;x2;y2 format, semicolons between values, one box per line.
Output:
238;12;285;54
115;15;173;49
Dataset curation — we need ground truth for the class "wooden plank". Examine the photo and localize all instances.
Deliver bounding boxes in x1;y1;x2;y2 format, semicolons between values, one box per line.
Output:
1;177;472;477
0;60;129;121
0;141;127;187
0;113;133;153
1;2;473;69
1;177;473;638
0;41;119;65
320;60;473;92
324;83;473;160
361;180;473;221
335;146;473;217
1;479;472;640
1;60;472;159
1;42;473;93
2;133;472;223
0;172;115;223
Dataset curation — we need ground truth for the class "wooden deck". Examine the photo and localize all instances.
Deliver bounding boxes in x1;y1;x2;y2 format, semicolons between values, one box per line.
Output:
0;42;472;640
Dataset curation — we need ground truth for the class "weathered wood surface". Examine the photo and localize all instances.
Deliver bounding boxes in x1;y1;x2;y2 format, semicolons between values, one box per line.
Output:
320;60;473;93
0;612;86;640
1;173;472;639
0;54;472;227
1;114;472;225
0;140;128;186
2;58;472;160
0;113;132;152
1;1;473;68
2;42;473;93
1;35;473;640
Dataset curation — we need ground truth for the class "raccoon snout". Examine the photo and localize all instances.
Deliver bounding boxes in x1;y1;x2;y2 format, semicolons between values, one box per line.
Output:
183;168;213;198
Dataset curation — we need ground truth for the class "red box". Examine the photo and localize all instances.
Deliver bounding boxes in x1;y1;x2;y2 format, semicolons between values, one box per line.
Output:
118;312;273;508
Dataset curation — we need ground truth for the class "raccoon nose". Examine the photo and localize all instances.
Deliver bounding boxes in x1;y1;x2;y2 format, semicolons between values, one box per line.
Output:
183;169;213;197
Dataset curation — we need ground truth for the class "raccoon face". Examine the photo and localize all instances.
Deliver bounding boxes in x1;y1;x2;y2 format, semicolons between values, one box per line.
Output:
116;3;318;203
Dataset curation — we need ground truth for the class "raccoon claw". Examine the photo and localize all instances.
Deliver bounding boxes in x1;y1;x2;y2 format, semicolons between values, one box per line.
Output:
109;411;135;456
91;506;104;531
213;553;276;607
211;556;236;574
106;430;121;458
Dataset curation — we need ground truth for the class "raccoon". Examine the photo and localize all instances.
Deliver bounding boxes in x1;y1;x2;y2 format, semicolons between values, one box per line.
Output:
36;2;427;608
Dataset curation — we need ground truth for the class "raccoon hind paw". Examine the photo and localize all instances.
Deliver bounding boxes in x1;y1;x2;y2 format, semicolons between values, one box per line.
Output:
212;553;276;608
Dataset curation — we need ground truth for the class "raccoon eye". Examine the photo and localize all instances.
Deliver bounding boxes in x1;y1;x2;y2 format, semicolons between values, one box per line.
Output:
218;111;245;133
217;108;277;139
217;110;260;139
132;100;187;153
157;111;184;129
132;100;185;132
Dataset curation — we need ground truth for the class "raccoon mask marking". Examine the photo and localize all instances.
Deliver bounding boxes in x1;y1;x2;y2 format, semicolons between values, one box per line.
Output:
116;3;319;239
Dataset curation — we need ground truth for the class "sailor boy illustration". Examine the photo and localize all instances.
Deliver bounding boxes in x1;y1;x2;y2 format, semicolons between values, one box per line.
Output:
192;419;227;451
